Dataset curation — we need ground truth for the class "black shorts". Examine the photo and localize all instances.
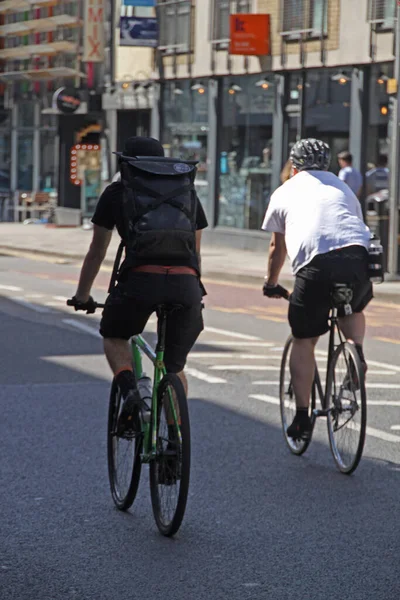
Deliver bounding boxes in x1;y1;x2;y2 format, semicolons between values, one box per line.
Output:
100;273;204;373
289;246;373;339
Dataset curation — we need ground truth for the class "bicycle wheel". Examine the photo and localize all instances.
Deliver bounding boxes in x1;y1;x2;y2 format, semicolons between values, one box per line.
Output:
326;342;367;474
107;380;142;510
279;336;316;456
150;374;190;537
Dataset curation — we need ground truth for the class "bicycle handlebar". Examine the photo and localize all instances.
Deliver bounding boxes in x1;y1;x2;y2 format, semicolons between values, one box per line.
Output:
263;283;291;301
66;298;105;311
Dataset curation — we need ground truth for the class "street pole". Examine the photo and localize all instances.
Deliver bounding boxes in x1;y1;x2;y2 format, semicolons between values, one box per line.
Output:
388;3;400;277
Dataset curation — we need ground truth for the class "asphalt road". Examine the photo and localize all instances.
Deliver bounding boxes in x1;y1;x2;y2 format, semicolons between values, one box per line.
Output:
0;254;399;600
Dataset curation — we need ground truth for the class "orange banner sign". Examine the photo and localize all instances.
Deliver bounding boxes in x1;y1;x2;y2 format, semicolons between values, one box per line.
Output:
230;14;271;56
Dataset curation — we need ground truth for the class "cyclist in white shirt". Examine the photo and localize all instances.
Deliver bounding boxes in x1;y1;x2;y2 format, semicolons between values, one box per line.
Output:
262;139;372;440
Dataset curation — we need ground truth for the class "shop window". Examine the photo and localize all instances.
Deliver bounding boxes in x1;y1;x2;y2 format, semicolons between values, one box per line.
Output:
158;0;193;54
210;0;251;48
17;133;34;191
281;0;327;38
368;0;396;30
162;80;210;218
218;75;274;230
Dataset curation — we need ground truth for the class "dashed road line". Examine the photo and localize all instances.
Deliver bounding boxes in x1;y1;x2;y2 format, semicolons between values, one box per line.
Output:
248;394;400;443
373;337;400;345
203;326;261;341
200;341;274;347
185;368;227;384
0;284;23;291
12;298;52;313
62;319;101;338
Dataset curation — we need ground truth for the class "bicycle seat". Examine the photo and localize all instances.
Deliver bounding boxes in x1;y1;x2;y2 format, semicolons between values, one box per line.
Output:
331;283;353;307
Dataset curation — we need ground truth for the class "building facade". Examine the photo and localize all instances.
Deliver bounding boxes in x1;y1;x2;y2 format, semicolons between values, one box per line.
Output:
153;0;398;251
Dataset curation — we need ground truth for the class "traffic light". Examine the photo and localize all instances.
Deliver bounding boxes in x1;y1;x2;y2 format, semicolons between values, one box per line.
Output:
380;103;389;116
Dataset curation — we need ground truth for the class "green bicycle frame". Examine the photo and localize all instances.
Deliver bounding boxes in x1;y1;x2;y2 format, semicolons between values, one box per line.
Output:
130;311;181;462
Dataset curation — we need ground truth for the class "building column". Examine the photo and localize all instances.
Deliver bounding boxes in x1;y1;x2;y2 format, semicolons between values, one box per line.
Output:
349;68;369;173
272;74;286;193
151;82;161;141
10;103;18;193
207;78;220;228
33;101;41;192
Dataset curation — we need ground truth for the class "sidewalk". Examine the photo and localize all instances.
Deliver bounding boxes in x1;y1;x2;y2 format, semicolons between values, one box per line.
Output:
0;223;399;302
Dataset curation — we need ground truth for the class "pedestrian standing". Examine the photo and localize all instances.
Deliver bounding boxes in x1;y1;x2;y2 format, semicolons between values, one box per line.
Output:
337;151;363;198
365;154;389;197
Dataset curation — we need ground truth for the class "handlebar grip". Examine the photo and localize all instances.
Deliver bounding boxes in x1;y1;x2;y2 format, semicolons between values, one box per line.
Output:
66;299;75;306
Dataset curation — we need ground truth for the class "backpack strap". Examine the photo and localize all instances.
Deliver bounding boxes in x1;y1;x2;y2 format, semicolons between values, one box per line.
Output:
108;239;125;293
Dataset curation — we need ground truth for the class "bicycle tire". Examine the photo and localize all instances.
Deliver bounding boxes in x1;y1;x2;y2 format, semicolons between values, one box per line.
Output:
279;336;315;456
149;374;190;537
107;380;142;510
326;342;367;475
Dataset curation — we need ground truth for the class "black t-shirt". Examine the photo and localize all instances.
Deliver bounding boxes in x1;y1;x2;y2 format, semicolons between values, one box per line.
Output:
92;181;208;274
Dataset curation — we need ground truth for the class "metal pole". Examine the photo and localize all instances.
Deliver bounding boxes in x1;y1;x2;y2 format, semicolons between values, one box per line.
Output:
388;3;400;277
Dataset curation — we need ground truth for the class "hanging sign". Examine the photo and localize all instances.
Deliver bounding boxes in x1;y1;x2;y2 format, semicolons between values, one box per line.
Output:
53;87;81;114
83;0;105;62
123;0;156;5
230;14;271;56
120;16;158;47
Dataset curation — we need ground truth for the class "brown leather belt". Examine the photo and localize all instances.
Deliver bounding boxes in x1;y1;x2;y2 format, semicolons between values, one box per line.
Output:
132;265;197;276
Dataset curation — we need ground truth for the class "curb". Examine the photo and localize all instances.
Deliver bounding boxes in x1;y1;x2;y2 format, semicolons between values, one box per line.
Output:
0;244;399;305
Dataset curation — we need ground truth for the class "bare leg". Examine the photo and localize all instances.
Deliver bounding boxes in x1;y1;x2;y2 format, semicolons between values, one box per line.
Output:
338;312;366;346
290;337;319;408
103;338;132;375
177;371;188;396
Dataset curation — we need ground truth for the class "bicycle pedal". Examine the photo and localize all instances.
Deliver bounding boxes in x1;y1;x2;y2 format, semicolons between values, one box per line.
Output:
313;409;329;418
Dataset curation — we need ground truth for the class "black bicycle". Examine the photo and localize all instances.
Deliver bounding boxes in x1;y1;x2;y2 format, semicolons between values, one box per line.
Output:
277;283;367;475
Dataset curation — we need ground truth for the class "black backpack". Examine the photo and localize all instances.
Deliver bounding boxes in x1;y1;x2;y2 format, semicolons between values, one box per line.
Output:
109;156;198;291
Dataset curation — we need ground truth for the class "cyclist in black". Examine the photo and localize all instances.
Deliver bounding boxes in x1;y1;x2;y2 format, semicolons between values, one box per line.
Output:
70;136;207;433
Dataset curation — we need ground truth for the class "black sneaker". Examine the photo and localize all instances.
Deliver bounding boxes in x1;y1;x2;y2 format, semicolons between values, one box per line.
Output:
286;414;313;441
116;389;142;437
158;442;180;486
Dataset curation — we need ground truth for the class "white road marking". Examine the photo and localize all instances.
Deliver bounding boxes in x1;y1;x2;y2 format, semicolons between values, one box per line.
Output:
203;326;261;341
199;341;274;347
365;426;400;443
24;293;44;299
365;383;400;389
249;395;400;443
185;367;227;384
211;365;280;371
0;284;23;291
12;298;52;313
62;319;101;338
190;353;277;360
368;401;400;406
253;381;280;385
53;295;68;302
249;394;279;406
390;425;400;431
211;365;396;375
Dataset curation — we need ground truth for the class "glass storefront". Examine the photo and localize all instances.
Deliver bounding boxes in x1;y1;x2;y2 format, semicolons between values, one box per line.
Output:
161;80;210;218
288;68;352;174
367;62;393;167
218;74;274;230
0;109;11;192
40;115;58;192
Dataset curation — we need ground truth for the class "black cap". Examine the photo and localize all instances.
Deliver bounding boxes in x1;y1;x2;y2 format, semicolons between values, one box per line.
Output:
121;136;164;158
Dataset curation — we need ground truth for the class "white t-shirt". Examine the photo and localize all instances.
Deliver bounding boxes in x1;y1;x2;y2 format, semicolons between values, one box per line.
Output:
261;170;371;275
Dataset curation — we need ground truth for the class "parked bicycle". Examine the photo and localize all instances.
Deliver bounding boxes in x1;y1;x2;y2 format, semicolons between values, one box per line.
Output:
67;299;190;536
274;284;367;475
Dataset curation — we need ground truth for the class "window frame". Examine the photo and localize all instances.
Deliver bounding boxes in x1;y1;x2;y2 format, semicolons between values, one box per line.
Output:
210;0;253;50
367;0;396;32
280;0;328;42
157;0;194;55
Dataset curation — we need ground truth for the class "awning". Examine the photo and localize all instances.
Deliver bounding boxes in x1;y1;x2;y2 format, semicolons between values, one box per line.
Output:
0;41;77;60
0;67;86;82
0;15;81;36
